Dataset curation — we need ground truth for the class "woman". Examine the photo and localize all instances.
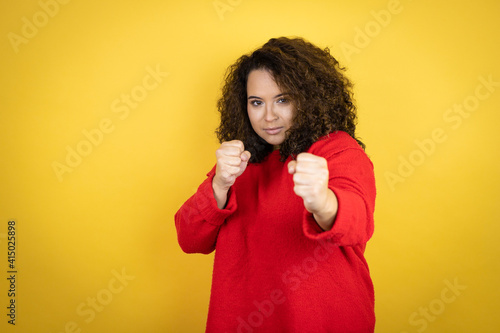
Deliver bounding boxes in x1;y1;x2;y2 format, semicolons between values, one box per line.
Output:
175;37;376;332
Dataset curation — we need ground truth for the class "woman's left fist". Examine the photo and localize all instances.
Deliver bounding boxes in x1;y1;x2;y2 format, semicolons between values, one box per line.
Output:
288;153;330;215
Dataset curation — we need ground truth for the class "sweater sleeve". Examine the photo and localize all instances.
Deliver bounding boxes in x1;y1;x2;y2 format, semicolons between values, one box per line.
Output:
303;139;376;246
174;167;237;254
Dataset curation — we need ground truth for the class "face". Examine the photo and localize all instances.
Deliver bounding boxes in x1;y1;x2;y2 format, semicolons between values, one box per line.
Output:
246;69;295;148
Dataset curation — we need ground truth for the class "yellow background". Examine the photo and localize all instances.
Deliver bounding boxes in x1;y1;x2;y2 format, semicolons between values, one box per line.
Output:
1;0;499;332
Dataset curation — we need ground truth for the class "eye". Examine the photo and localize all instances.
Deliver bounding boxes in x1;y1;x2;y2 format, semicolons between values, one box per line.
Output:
249;100;263;106
277;97;288;104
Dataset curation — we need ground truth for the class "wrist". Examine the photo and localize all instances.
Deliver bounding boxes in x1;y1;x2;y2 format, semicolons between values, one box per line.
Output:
212;178;229;209
312;190;338;231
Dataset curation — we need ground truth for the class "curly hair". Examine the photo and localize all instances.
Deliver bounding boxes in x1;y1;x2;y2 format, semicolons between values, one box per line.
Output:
216;36;365;163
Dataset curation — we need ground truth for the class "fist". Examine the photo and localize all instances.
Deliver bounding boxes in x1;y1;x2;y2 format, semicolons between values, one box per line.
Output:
213;140;251;192
288;153;330;214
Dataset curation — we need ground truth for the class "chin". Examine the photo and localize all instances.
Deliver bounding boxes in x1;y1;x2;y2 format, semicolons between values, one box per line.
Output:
263;137;285;147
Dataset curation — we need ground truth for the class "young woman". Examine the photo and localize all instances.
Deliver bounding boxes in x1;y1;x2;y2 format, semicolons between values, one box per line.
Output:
175;37;376;332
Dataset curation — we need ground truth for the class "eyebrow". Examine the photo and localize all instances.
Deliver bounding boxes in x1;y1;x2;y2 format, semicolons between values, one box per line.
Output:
247;93;288;100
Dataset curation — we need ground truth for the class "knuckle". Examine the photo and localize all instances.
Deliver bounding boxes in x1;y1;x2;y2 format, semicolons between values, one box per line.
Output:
293;173;301;183
230;157;242;166
293;186;301;196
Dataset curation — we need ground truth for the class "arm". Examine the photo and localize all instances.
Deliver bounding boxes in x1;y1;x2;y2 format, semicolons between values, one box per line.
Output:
288;153;338;231
174;140;251;254
174;170;236;254
212;140;251;209
289;146;376;245
312;190;338;231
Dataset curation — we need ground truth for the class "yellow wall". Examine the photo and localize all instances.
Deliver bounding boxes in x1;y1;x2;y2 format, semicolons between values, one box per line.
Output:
1;0;499;332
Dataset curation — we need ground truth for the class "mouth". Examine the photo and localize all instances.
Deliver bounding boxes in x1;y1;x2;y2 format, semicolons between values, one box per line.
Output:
263;127;283;135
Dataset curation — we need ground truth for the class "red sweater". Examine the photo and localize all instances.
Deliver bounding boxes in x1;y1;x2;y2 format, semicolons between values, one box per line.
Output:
175;131;376;332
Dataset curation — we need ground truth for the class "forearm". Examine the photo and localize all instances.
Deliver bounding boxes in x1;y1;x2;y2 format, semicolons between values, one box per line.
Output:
212;181;229;209
312;189;338;231
175;191;221;254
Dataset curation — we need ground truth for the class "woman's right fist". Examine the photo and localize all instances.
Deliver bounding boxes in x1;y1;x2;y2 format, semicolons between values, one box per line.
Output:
212;140;251;208
214;140;251;190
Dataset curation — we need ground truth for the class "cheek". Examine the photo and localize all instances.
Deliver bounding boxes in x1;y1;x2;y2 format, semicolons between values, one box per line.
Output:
247;107;254;121
247;110;260;128
284;107;295;127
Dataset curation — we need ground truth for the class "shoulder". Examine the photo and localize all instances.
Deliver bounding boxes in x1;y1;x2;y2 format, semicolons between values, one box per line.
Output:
309;131;375;185
307;131;374;171
308;131;366;157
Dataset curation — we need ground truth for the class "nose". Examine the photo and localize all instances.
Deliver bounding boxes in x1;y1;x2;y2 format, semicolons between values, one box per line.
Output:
264;104;278;122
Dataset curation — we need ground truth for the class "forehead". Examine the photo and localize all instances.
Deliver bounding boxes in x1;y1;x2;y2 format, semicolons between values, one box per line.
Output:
246;69;282;95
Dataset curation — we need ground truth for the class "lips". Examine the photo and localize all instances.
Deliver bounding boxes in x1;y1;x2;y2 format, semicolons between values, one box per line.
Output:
263;127;283;135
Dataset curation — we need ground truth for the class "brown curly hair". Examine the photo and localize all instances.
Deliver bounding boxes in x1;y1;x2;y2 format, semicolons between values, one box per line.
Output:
216;36;365;163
